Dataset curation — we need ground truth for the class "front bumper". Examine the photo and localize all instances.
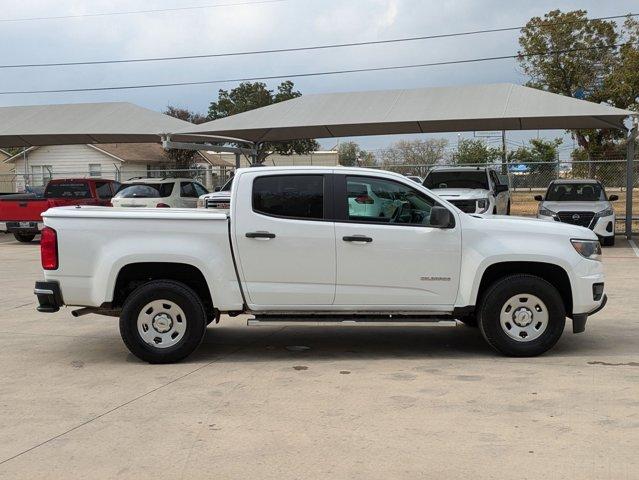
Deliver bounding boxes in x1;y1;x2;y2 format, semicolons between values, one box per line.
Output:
34;281;64;313
572;294;607;333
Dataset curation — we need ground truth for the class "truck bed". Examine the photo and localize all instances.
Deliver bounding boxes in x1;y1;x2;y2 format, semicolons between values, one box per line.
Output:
41;206;243;310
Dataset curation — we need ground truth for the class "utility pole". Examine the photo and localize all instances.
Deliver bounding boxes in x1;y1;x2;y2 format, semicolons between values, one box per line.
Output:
501;130;507;175
626;116;638;240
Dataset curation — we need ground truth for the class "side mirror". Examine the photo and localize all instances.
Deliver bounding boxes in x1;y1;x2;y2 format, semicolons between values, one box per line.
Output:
429;206;452;228
534;195;543;202
214;186;222;192
609;194;619;202
495;184;509;194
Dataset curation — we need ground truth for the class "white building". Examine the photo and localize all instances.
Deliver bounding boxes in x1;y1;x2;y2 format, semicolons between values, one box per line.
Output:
2;143;233;192
2;144;339;192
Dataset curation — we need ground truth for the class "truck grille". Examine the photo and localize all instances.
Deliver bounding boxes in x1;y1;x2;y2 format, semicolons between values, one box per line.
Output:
556;211;595;229
205;198;230;209
448;199;476;213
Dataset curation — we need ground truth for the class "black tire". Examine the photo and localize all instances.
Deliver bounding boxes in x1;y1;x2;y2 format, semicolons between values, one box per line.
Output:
478;274;566;357
602;236;615;247
14;233;36;243
119;280;207;363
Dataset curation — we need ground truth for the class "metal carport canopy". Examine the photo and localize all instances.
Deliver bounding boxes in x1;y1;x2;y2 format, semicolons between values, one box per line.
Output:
175;83;634;141
0;102;194;148
175;82;638;240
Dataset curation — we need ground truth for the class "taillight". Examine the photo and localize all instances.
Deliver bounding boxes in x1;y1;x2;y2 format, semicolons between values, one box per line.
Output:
40;227;58;270
156;203;170;208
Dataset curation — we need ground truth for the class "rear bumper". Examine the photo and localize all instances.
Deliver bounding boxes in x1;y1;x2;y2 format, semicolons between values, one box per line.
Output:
1;221;43;233
34;281;64;313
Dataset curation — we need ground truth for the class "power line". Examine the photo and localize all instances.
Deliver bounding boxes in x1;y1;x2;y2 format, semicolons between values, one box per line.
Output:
0;0;286;23
0;13;636;69
0;42;633;96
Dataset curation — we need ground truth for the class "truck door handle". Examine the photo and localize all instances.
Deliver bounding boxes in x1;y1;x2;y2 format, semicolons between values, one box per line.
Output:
246;231;276;239
342;235;373;243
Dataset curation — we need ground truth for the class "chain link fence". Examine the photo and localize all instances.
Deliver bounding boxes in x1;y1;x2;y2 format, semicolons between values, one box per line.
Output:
0;166;234;195
2;159;638;233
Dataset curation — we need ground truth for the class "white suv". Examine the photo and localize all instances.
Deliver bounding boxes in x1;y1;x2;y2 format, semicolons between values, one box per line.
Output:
536;179;617;246
112;178;209;209
423;167;510;215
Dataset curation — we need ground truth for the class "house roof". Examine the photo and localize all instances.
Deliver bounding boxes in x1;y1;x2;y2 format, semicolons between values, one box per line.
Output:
176;83;635;142
3;143;233;167
0;102;193;148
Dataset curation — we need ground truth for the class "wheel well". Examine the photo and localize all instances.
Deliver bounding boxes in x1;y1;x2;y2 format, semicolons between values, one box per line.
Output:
477;262;573;314
113;263;214;316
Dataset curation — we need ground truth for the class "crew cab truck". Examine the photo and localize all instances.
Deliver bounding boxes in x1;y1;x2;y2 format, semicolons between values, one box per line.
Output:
0;178;119;242
423;166;510;215
34;167;606;363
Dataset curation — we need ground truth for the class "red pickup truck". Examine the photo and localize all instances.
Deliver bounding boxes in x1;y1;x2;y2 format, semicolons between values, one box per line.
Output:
0;178;119;242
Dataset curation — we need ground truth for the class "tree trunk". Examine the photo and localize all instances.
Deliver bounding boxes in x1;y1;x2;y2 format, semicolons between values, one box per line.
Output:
574;131;596;177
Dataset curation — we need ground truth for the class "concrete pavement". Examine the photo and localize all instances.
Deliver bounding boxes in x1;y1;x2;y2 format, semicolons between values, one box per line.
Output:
0;239;638;479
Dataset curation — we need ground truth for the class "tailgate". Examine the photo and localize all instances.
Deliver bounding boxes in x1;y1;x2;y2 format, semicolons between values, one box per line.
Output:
0;199;49;221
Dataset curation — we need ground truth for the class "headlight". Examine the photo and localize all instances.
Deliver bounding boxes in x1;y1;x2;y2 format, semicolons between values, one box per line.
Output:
197;198;204;208
571;239;602;261
597;207;614;217
538;206;556;217
476;198;489;213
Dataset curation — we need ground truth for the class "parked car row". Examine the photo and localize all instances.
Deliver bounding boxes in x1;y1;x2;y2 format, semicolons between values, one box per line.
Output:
194;167;619;248
0;177;211;241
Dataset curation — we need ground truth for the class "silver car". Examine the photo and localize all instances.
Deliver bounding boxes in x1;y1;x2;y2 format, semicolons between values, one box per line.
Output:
536;179;618;246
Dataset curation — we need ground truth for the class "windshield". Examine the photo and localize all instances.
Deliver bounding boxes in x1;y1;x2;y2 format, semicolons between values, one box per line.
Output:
221;178;233;191
423;171;489;190
545;183;606;201
114;183;174;199
44;182;90;199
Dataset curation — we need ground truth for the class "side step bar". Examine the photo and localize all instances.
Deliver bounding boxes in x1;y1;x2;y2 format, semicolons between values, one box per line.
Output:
248;315;458;328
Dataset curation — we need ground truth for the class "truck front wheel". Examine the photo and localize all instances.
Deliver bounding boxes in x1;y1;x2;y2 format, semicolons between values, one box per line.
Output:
14;233;36;243
119;280;207;363
478;275;565;357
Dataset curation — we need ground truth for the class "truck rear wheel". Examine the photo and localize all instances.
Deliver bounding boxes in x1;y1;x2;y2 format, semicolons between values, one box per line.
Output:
119;280;207;363
14;233;36;243
478;274;565;357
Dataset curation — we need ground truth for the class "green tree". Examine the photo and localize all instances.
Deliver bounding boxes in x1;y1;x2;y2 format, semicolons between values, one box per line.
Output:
455;139;501;164
163;106;208;171
517;10;638;174
208;81;319;164
605;17;639;112
338;141;375;167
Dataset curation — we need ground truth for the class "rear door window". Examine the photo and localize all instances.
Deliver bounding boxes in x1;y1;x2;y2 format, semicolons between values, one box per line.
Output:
252;175;324;220
44;182;91;199
114;183;174;198
180;182;198;198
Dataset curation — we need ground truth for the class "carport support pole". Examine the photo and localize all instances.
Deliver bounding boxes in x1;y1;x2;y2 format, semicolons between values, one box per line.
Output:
626;117;638;240
235;152;241;169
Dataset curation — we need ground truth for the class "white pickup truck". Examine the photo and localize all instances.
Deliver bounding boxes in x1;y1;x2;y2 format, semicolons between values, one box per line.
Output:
423;166;511;215
34;167;606;363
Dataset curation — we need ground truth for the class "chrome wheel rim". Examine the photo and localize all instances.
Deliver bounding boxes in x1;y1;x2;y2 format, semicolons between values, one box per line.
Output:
499;294;549;342
137;300;186;349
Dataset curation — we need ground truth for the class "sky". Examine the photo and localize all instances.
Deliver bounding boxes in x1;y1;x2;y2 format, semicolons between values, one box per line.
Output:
0;0;636;158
